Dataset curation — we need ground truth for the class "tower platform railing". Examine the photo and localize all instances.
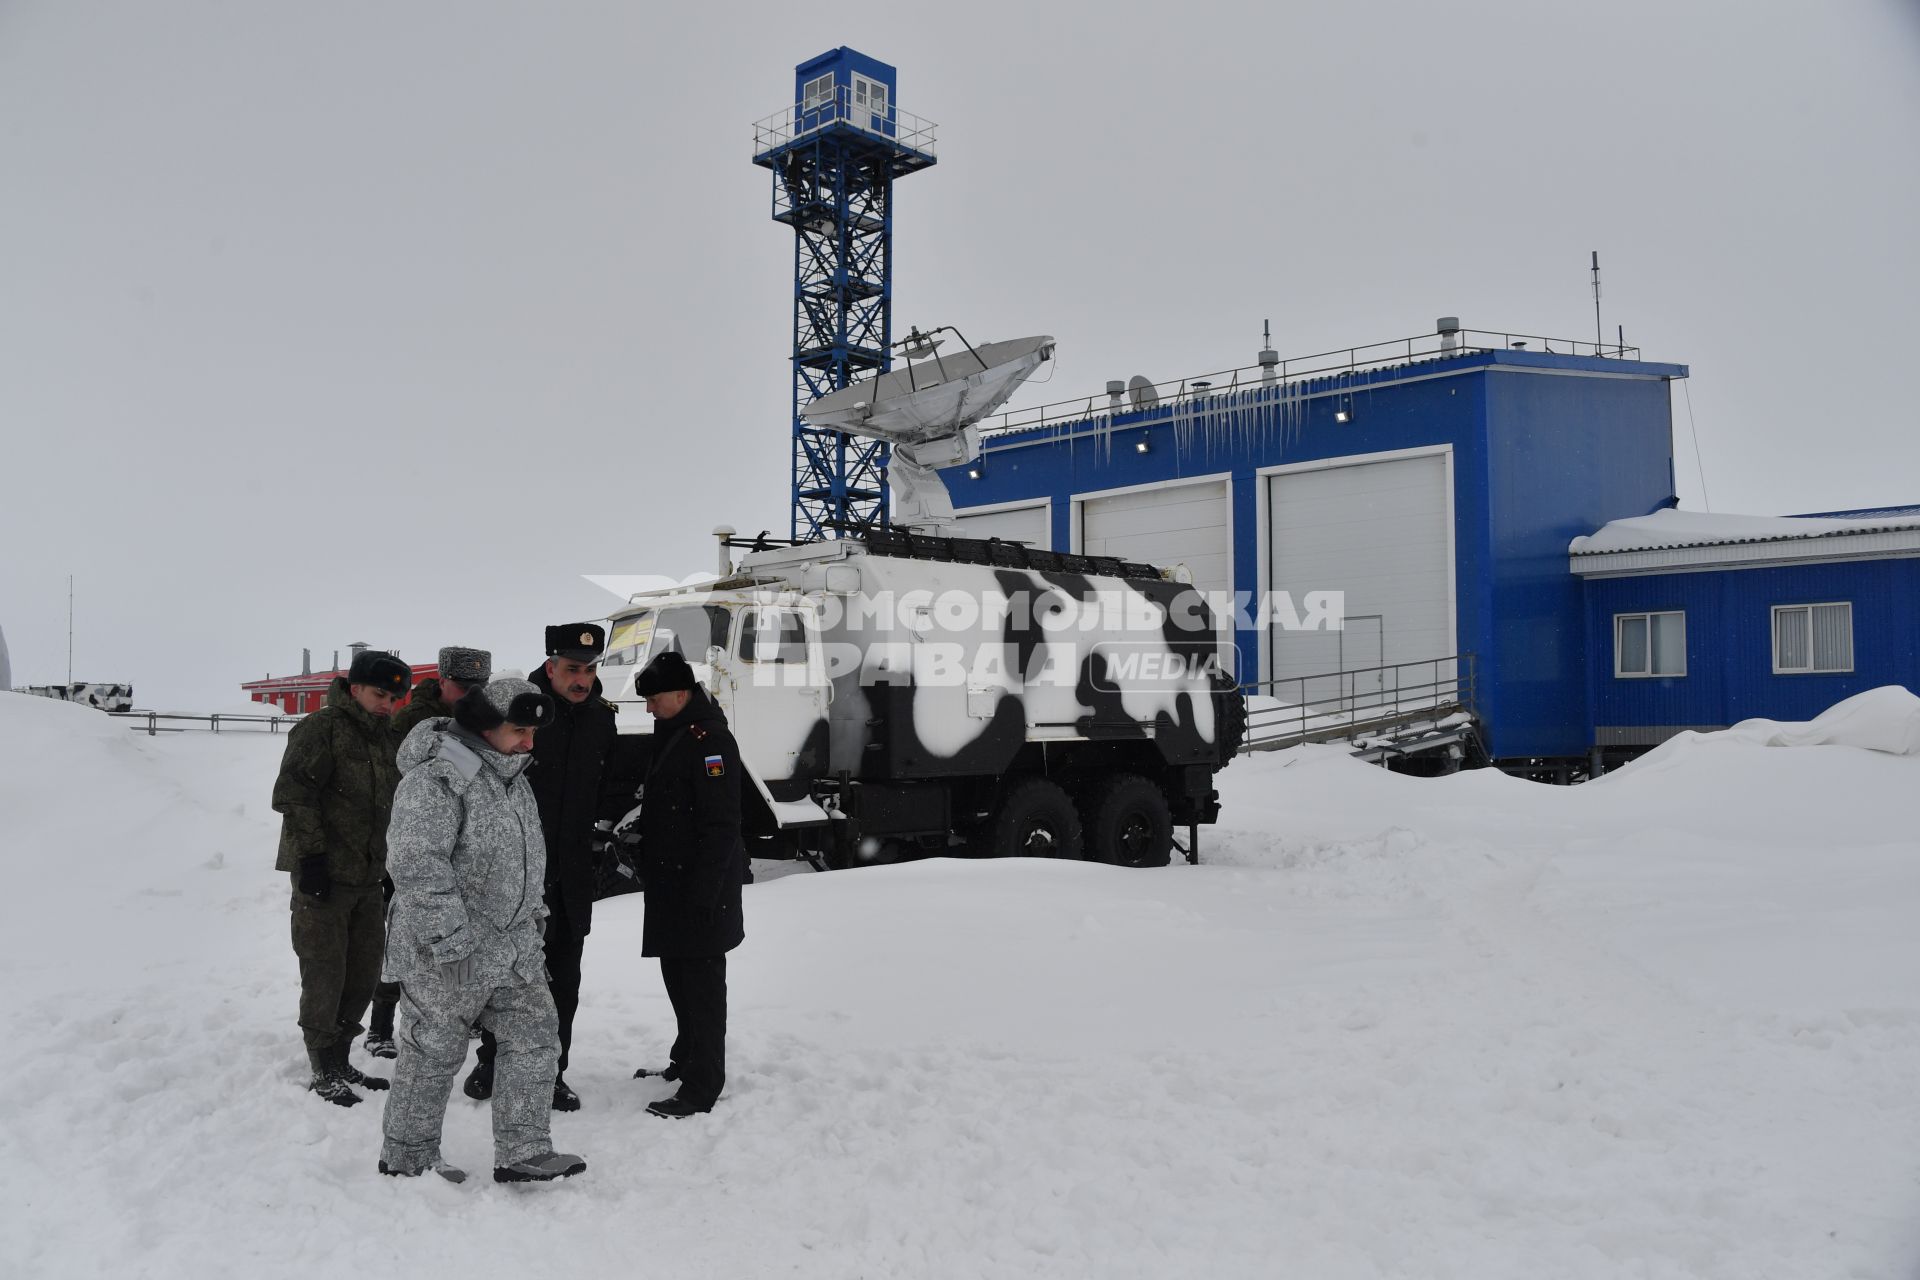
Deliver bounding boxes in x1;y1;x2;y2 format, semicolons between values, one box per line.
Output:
752;88;938;162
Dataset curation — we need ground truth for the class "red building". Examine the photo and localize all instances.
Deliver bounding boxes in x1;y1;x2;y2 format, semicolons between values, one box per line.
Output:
241;646;436;715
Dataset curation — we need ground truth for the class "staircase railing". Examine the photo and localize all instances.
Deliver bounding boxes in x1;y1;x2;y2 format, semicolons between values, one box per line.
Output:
1240;654;1476;753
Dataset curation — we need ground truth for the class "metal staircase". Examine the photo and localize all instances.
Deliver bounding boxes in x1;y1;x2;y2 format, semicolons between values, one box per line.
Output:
1240;654;1477;765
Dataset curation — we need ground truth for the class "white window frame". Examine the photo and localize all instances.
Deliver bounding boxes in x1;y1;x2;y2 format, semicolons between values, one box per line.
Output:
1614;610;1687;678
802;73;834;111
852;72;887;116
1771;601;1854;674
737;607;809;666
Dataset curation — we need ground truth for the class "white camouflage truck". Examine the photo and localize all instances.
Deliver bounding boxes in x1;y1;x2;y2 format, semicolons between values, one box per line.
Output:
601;528;1245;868
601;331;1244;868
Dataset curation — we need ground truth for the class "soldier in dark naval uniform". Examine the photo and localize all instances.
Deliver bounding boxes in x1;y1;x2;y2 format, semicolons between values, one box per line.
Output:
271;648;412;1106
365;644;491;1059
628;649;746;1119
464;623;640;1111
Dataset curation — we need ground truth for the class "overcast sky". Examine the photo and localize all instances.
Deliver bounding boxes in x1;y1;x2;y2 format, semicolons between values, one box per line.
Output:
3;0;1916;708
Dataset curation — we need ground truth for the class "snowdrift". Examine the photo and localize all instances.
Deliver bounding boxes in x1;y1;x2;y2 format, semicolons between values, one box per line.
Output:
1720;684;1920;755
2;690;1918;1278
1604;685;1920;767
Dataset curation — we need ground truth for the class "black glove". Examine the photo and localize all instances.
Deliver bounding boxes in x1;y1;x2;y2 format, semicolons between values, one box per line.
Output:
297;855;331;902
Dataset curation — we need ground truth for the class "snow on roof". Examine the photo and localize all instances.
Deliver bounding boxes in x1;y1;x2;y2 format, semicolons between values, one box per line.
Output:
1570;506;1920;555
1791;504;1920;520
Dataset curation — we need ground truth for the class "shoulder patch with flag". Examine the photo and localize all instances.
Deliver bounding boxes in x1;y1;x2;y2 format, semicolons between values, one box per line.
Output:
704;754;725;777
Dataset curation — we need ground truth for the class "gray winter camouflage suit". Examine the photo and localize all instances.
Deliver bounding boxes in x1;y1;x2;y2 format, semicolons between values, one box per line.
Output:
379;717;561;1173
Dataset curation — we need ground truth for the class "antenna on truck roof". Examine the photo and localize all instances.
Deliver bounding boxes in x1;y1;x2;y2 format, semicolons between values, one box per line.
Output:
802;329;1054;536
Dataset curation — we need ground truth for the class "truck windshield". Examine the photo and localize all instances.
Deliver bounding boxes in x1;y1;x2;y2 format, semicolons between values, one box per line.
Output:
613;604;732;668
601;615;650;668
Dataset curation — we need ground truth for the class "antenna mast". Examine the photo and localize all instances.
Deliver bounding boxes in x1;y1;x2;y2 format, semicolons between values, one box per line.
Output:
66;574;74;684
1591;250;1603;355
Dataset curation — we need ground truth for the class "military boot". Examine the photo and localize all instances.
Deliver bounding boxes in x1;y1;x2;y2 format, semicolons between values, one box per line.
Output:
364;1001;398;1060
493;1151;586;1183
379;1159;467;1184
462;1057;494;1101
552;1074;580;1112
332;1043;389;1092
307;1046;362;1108
646;1094;713;1120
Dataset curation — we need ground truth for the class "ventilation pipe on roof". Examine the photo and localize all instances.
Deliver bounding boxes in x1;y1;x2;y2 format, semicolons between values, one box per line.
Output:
1437;316;1462;355
1106;380;1126;413
1258;319;1279;385
301;648;311;676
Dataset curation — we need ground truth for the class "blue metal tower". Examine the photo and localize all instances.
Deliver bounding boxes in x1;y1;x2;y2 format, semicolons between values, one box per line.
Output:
752;49;937;540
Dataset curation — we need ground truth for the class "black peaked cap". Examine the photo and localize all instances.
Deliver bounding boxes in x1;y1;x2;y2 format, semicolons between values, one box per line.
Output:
546;623;606;662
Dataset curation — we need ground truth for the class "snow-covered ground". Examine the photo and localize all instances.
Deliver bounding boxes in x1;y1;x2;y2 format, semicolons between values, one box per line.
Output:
2;688;1917;1278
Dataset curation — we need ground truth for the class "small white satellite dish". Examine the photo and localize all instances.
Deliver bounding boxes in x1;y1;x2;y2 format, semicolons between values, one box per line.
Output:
801;332;1055;535
1127;375;1159;411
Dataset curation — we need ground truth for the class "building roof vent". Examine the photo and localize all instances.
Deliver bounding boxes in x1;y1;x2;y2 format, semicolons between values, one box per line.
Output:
1258;318;1279;384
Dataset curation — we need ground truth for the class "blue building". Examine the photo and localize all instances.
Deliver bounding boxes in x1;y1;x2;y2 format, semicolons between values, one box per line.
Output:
1571;507;1920;753
934;320;1689;765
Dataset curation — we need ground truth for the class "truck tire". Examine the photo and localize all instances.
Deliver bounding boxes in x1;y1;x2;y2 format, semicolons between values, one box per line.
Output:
976;777;1083;861
1080;774;1173;868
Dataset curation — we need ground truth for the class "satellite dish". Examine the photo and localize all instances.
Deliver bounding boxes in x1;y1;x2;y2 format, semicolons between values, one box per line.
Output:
1127;375;1159;411
800;333;1056;536
803;335;1055;446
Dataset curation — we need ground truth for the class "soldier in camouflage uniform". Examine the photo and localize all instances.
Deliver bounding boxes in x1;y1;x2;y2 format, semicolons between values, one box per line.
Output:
365;645;492;1059
465;623;643;1112
378;676;586;1184
387;645;492;743
272;649;412;1106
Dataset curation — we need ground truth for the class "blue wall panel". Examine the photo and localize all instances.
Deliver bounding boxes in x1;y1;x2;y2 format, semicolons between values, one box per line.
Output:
1585;559;1920;733
1483;372;1676;757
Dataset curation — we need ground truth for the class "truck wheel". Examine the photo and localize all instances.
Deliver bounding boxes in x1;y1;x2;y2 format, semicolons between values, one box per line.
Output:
977;777;1083;861
1081;775;1172;868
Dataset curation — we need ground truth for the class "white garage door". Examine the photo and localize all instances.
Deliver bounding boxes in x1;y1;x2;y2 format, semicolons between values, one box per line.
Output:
1079;480;1232;603
953;501;1050;548
1266;452;1452;695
